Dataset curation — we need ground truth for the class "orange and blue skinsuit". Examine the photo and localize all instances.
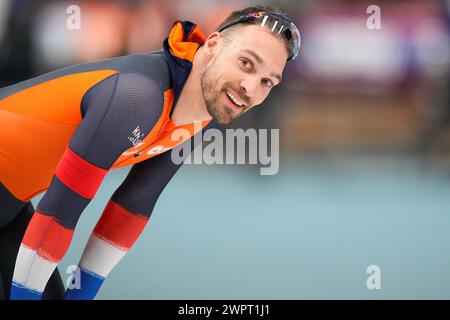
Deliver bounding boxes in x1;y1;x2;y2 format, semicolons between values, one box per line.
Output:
0;21;216;299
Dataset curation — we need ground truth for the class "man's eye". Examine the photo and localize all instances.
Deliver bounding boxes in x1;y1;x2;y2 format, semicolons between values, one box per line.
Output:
240;58;253;71
262;79;274;88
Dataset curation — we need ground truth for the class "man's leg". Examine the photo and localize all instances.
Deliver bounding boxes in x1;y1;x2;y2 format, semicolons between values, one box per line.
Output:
0;183;65;300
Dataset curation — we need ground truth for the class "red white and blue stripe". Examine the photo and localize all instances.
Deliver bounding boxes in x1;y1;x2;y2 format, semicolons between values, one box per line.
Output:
64;200;148;299
10;212;74;299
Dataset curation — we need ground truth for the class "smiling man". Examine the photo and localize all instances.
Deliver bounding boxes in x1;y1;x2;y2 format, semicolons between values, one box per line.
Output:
197;17;291;125
0;5;300;300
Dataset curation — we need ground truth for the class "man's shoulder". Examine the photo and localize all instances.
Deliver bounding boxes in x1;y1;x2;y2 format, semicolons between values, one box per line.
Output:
80;51;172;105
80;52;170;118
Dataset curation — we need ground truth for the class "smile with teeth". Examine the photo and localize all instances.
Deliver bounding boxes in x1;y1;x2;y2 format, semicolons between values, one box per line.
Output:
225;89;244;108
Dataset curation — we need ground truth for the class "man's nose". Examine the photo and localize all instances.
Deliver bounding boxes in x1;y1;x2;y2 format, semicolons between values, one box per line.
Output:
240;78;258;99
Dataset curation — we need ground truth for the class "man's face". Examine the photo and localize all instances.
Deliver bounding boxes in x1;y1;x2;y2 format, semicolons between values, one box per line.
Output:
201;24;288;126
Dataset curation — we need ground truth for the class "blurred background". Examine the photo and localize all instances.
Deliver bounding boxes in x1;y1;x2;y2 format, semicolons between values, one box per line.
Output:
2;0;450;299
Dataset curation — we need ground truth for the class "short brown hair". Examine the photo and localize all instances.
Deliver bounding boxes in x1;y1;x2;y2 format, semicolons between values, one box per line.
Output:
215;5;293;57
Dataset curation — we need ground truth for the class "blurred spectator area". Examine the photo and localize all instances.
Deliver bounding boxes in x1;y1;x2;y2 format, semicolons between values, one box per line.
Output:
280;0;450;156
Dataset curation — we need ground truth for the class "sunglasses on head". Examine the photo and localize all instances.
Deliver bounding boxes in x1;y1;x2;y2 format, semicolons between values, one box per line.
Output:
217;11;301;61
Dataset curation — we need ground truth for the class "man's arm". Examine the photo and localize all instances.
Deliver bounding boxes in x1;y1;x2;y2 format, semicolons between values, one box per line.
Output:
64;121;217;300
9;72;164;300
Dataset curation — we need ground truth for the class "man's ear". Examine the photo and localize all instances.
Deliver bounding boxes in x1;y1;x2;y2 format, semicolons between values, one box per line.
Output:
203;32;222;60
